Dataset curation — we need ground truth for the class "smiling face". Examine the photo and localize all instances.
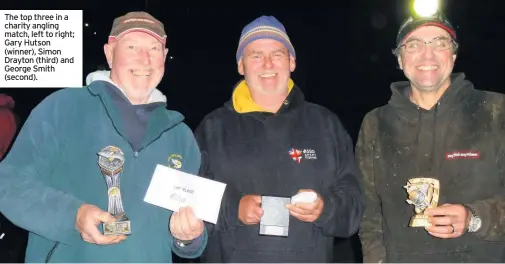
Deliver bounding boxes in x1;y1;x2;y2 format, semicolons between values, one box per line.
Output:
104;31;168;104
238;38;296;99
398;26;457;93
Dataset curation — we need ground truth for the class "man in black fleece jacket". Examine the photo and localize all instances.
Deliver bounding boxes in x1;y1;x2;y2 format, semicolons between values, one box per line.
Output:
358;12;505;262
195;15;364;263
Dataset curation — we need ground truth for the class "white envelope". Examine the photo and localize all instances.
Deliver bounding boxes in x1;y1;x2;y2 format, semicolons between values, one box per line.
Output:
143;164;227;224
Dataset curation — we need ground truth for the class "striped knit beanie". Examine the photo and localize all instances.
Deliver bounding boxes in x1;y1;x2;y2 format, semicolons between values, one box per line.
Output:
236;15;296;62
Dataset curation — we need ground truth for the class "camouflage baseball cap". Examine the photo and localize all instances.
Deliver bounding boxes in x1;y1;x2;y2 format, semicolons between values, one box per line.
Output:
108;11;167;44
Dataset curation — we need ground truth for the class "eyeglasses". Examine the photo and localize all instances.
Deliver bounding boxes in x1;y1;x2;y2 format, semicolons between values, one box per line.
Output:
397;37;457;54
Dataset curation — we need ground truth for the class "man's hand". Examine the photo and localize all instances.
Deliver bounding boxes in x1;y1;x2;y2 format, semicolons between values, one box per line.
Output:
238;195;263;225
285;189;324;222
424;203;470;239
75;204;126;245
170;206;204;241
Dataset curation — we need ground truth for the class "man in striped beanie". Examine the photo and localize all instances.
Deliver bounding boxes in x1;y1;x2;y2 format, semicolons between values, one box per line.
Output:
234;15;297;112
195;15;364;263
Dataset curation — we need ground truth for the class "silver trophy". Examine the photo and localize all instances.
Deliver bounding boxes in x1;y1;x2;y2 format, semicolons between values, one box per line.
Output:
98;146;131;235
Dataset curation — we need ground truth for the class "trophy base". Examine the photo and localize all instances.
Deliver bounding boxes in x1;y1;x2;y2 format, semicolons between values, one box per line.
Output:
103;220;131;235
409;215;431;227
260;196;290;237
259;225;289;236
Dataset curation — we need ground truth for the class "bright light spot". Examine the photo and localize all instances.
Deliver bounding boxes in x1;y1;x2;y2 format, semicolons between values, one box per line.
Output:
414;0;438;17
85;23;89;27
169;56;173;59
93;32;96;35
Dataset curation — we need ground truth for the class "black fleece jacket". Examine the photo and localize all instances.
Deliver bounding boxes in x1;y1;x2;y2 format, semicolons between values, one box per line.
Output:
195;83;364;262
358;73;505;262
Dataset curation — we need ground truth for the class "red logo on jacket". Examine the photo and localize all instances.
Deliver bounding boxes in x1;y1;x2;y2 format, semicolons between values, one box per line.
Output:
446;151;480;160
289;148;303;163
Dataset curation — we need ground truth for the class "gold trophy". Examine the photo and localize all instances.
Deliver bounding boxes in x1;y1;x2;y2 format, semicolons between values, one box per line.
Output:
404;178;440;227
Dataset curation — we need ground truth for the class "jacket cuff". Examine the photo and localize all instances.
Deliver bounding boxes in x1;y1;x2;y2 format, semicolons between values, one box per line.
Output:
171;227;208;259
465;202;490;238
313;192;333;228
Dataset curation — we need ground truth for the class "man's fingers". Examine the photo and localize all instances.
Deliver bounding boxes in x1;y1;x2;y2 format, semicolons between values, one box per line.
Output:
185;207;202;231
85;224;103;242
179;208;192;236
254;206;264;218
424;207;446;216
243;218;254;224
242;205;263;224
76;204;127;245
178;207;192;236
425;204;458;217
170;212;181;237
294;202;318;211
286;204;312;215
429;216;453;226
87;224;125;244
105;234;127;244
81;233;94;244
113;235;127;244
189;215;201;232
88;229;103;244
94;234;125;244
169;214;175;232
290;211;315;222
425;225;454;234
246;209;261;224
249;213;260;223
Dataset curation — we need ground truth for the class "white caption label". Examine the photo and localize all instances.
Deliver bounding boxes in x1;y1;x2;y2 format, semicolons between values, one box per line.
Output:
0;10;83;88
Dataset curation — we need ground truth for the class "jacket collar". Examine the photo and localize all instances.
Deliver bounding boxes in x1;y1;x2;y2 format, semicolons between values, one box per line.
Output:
225;79;306;116
87;81;184;151
85;70;167;104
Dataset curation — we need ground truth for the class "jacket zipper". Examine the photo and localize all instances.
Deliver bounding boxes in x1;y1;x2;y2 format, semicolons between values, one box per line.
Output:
45;242;59;263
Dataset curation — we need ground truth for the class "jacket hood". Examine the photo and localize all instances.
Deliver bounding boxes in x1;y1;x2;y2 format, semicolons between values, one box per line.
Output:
85;70;167;104
388;73;473;119
231;79;295;113
224;79;305;116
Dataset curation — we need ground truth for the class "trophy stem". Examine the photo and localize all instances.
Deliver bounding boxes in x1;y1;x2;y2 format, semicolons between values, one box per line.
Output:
98;145;131;235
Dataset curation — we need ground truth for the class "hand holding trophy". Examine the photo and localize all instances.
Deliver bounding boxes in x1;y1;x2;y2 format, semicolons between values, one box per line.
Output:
404;178;440;227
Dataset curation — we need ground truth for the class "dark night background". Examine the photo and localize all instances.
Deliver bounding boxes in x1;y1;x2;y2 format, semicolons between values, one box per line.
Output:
0;0;504;262
2;0;503;141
